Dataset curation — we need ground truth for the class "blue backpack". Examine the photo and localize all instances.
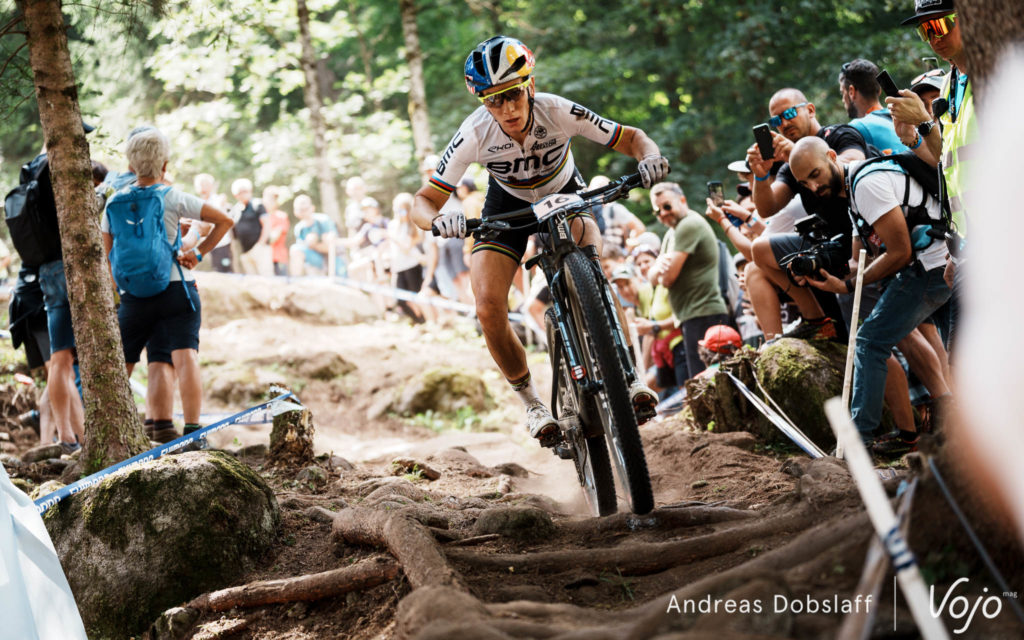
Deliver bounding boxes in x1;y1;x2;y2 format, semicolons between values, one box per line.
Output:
106;184;191;302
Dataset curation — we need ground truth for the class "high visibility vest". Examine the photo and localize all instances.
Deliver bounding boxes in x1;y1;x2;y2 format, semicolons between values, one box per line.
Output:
939;69;976;238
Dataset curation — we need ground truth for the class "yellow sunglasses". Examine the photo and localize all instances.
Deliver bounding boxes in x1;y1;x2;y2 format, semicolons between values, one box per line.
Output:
917;13;956;42
479;78;531;108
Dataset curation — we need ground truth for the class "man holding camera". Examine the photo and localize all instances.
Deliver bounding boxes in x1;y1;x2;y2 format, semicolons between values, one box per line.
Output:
791;137;951;452
745;88;868;340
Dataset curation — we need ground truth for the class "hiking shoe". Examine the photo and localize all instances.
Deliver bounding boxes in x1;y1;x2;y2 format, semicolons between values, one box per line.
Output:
781;317;837;341
870;430;919;458
144;424;180;444
629;379;658;425
177;425;208;453
526;404;558;440
60;441;81;455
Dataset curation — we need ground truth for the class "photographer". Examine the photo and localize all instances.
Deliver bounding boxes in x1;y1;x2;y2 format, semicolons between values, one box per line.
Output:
746;87;868;340
790;137;951;452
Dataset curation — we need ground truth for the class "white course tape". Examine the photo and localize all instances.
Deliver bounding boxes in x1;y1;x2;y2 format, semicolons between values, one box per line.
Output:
824;398;950;640
727;372;826;458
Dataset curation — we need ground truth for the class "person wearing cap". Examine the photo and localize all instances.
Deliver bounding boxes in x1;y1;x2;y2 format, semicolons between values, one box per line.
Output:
886;0;973;351
411;36;666;441
727;158;752;186
696;324;743;374
839;58;908;155
909;68;946;119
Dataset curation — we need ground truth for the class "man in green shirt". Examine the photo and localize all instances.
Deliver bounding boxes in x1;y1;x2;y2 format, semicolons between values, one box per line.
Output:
647;182;729;383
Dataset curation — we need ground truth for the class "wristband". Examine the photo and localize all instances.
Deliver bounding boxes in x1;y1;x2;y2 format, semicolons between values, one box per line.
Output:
844;278;855;294
193;248;203;262
910;134;923;150
754;173;770;182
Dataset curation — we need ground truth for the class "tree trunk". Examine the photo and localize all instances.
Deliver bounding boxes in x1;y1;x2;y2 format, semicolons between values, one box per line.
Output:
17;0;148;472
957;0;1024;109
296;0;342;231
347;0;382;113
398;0;433;163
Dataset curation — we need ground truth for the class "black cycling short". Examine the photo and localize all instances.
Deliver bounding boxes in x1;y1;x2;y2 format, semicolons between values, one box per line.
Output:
471;171;590;264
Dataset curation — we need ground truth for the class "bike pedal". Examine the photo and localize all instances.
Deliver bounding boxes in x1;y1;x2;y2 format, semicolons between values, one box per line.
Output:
633;400;658;426
538;431;562;450
553;444;573;460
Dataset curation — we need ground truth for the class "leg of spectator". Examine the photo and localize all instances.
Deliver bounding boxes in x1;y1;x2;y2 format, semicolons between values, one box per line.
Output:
171;348;202;425
289;244;305;277
68;365;85;441
751;237;824;321
147;361;176;421
918;321;952;388
896;327;950;399
38;381;54;445
882;354;916;433
47;348;77;444
744;263;784;338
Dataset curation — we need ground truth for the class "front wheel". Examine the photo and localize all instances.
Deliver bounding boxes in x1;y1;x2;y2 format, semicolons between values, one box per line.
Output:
545;309;617;516
564;251;654;514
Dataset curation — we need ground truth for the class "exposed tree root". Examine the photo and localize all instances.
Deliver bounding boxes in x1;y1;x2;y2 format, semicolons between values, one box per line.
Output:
187;556;400;612
446;504;818;576
331;505;464;588
557;505;755;536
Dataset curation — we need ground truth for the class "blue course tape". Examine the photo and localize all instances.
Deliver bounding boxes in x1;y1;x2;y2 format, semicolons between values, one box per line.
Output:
33;392;297;515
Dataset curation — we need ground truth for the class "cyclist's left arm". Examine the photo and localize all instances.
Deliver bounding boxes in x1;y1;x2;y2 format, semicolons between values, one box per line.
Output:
610;126;662;162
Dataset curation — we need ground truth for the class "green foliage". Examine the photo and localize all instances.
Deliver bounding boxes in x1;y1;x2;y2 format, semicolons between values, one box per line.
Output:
407;405;483;433
2;0;936;214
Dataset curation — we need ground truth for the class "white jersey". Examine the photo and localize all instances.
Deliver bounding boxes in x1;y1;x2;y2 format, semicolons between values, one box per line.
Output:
427;92;624;203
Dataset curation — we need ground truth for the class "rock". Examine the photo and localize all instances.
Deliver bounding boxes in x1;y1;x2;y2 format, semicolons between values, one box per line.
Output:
471;506;556;542
238;443;268;458
713;431;758;451
293;352;355;381
431;447;494;478
391;457;441;480
394;368;492;416
0;452;24;471
328;455;355;471
11;477;34;493
150;606;200;640
29;479;65;501
0;431;9;441
22;443;64;463
43;451;279;639
60;461;83;485
297;465;328;487
685;350;774;440
492;462;530;478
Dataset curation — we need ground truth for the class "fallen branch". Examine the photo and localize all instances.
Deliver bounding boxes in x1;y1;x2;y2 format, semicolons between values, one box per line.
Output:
188;557;400;612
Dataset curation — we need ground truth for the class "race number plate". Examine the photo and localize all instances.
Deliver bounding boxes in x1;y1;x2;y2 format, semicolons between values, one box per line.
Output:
532;193;584;222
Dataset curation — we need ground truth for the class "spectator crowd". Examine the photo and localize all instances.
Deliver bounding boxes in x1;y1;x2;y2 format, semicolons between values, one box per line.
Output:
3;0;968;459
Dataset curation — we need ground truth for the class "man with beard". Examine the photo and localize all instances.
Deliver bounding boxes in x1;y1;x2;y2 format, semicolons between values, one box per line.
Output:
840;58;907;155
745;88;868;340
791;137;951;453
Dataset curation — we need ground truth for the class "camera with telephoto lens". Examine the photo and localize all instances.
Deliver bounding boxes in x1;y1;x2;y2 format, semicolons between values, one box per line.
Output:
780;214;850;280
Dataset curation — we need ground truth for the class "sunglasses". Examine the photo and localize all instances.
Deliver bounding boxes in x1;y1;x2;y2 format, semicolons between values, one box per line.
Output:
655;202;673;214
917;13;956;42
479;78;531;108
768;103;808;129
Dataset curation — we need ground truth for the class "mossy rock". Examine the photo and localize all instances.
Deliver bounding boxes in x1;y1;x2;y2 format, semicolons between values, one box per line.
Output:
754;338;847;448
395;368;492;416
686;348;772;438
471;506;555;542
43;451;279;639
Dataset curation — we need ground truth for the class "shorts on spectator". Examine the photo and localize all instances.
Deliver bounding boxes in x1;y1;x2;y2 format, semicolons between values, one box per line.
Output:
25;326;50;370
119;280;201;364
768;233;815;266
38;259;75;353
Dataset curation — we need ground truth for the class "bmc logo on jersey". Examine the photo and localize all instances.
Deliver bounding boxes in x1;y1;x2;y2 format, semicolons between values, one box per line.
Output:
486;142;567;176
438;132;465;175
569;103;613;135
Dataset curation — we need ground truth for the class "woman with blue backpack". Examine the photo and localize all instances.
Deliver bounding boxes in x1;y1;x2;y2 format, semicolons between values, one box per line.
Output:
101;127;233;443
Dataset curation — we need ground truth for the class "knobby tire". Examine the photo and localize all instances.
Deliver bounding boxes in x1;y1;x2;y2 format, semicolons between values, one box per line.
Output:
545;308;617;516
564;251;654;514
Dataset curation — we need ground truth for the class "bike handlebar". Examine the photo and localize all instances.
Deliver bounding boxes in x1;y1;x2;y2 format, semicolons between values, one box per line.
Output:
431;172;644;237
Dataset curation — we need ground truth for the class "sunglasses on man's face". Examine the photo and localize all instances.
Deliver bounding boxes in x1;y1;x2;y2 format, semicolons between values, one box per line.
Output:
768;102;808;129
917;13;956;42
655;201;673;214
480;78;531;108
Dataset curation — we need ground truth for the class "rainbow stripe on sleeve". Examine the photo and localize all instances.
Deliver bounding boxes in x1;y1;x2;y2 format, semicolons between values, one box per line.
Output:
429;176;455;196
605;123;623;148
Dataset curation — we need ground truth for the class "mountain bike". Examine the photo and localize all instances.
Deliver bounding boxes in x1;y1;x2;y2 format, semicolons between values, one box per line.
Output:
440;174;654;516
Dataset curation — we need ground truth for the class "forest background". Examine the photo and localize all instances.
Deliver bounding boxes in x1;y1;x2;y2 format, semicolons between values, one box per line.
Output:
0;0;936;226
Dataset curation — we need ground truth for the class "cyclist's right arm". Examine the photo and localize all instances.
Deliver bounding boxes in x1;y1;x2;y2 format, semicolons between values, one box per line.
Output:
413;124;479;233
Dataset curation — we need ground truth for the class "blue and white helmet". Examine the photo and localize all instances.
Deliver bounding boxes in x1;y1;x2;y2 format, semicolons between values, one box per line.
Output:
464;36;535;97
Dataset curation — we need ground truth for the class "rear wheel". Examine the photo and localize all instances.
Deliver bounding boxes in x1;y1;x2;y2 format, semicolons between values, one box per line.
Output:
564;251;654;514
545;308;617;516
